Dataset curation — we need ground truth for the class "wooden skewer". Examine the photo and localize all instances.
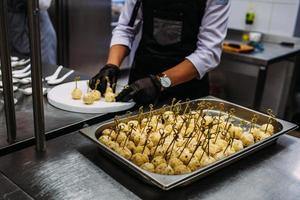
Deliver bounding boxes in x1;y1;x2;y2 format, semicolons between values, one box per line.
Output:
248;114;258;135
163;125;179;161
187;125;208;165
122;124;134;149
137;106;144;125
264;109;275;134
142;126;152;154
94;79;100;90
74;76;80;88
151;128;166;159
169;98;177;111
86;81;90;93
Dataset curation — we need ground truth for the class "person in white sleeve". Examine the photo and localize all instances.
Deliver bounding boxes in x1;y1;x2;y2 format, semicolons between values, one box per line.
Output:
90;0;230;105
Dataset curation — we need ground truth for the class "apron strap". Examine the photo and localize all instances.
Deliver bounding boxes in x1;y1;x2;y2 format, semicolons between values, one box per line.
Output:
128;0;142;27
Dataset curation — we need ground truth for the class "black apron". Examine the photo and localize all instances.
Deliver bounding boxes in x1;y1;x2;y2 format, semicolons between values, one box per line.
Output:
129;0;209;102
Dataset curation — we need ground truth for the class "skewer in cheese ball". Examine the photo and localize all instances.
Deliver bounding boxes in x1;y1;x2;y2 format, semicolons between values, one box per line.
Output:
260;123;274;135
117;147;132;160
152;156;167;167
71;77;82;100
213;151;226;161
131;153;149;166
104;80;116;102
72;88;82;100
187;157;201;171
155;163;174;175
98;135;111;145
90;79;101;101
168;157;183;169
240;133;254;146
105;92;116;102
141;162;155;173
134;146;151;156
174;164;191;175
82;92;94;104
251;128;269;141
232;139;244;152
91;90;101;101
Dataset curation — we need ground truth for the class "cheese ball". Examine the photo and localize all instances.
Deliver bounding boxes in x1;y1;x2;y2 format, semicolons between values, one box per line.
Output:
240;133;255;146
82;92;94;105
213;151;226;161
149;132;161;145
71;88;82;100
232;139;244;152
174;164;191;175
107;141;120;152
128;120;139;129
117;122;129;132
134;146;151;156
131;153;149;166
223;147;236;157
260;124;274;135
229;126;243;139
179;150;192;165
215;139;228;150
152;156;167;167
125;140;136;152
90;89;101;101
207;143;222;156
151;146;166;157
117;147;132;160
200;156;215;167
204;115;214;126
141;162;155;173
168;157;183;169
187;157;201;171
102;128;114;136
105;92;116;102
106;86;113;94
98;135;111;145
116;131;127;144
155;163;174;175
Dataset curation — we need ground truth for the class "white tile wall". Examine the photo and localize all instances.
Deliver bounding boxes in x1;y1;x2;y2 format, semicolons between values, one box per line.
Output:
228;0;300;36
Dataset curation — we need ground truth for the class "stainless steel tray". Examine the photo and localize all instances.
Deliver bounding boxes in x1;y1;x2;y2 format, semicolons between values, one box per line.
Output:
80;97;298;190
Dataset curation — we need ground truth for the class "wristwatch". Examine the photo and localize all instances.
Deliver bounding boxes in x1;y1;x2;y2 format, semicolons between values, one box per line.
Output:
158;73;172;90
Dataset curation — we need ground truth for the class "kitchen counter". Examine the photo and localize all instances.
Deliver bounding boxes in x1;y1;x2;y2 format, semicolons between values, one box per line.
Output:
222;41;300;66
0;131;299;200
216;29;300;113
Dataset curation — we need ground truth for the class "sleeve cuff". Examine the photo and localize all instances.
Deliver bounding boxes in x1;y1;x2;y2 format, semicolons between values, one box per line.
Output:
185;54;208;80
110;36;132;50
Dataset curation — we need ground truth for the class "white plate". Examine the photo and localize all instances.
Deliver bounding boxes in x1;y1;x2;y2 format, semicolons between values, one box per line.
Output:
47;80;135;114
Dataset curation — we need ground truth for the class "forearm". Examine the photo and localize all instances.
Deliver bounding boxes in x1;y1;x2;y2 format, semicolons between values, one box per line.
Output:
106;44;130;67
163;59;199;87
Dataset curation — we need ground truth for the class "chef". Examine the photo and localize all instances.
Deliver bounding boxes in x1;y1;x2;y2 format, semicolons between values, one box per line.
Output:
90;0;230;105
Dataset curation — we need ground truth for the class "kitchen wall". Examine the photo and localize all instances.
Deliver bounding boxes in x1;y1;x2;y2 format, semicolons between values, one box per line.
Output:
228;0;300;36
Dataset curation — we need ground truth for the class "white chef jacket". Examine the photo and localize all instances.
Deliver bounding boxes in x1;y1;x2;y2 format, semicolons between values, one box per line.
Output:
111;0;230;79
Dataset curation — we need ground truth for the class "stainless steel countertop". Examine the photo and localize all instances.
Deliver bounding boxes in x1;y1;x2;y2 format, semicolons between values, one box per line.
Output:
224;29;300;66
0;132;299;200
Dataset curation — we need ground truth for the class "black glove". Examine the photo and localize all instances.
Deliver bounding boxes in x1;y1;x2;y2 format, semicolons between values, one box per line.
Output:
116;75;162;105
89;64;120;94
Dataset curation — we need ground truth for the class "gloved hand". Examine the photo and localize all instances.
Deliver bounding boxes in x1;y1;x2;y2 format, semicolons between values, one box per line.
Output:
116;75;162;105
89;64;120;94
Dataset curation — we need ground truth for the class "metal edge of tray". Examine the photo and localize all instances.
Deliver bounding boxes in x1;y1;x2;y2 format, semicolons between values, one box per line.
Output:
80;97;298;190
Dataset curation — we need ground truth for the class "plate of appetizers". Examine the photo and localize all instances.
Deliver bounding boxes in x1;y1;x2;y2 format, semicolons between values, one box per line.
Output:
47;79;135;113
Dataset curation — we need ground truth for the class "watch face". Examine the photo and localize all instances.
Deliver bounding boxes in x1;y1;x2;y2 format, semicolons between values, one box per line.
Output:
160;77;171;88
